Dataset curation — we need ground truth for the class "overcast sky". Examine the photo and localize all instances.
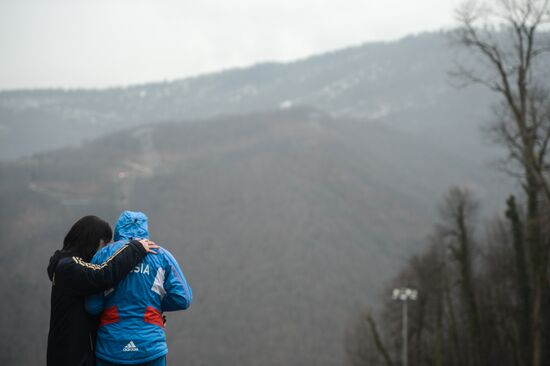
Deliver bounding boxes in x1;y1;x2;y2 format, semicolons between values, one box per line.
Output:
0;0;460;90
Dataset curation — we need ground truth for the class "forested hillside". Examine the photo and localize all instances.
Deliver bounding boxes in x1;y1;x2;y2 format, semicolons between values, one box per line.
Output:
0;107;507;365
0;32;494;160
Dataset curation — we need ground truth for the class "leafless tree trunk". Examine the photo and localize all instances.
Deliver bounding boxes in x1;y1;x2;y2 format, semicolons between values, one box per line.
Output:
505;195;532;366
346;311;394;366
438;187;483;365
367;313;395;366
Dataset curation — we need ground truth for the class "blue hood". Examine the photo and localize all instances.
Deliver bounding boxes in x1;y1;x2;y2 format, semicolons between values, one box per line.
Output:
114;211;150;241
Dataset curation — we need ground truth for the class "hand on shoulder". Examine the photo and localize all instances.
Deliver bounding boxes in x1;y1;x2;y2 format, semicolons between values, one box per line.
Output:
136;239;159;254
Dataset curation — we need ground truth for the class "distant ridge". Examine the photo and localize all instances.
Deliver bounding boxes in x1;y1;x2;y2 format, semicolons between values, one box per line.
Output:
0;32;492;160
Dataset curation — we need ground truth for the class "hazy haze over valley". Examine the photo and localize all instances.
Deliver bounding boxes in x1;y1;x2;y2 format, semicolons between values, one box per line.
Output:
0;32;519;365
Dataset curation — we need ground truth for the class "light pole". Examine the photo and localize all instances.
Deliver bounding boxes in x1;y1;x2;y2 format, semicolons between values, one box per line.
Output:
392;287;418;366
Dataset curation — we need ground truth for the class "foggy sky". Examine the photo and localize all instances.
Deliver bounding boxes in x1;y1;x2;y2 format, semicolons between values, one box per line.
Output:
0;0;460;90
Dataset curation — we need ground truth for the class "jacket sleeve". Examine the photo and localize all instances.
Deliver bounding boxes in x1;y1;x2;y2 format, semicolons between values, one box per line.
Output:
161;249;192;311
85;251;109;315
59;240;146;296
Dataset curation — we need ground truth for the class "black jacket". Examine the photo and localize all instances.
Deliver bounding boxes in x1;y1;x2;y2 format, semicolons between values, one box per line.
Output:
46;240;147;366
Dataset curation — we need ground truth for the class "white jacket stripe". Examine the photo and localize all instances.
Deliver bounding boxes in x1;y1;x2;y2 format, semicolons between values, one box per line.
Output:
151;268;166;299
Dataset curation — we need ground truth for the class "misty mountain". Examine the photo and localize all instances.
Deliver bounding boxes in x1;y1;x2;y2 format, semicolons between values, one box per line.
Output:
0;32;497;161
0;107;509;365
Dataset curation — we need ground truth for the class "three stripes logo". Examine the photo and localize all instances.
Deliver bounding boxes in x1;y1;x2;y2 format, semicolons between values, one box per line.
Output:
122;341;139;352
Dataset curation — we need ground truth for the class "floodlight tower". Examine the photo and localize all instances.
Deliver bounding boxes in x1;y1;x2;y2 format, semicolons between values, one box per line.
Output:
392;287;418;366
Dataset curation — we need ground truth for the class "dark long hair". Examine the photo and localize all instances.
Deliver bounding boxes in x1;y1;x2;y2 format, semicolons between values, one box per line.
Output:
63;215;113;261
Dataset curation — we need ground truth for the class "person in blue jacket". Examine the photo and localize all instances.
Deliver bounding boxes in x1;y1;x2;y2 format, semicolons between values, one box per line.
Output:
86;211;192;366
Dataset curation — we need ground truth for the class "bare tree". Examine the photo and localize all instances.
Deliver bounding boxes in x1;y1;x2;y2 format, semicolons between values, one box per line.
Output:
452;2;550;365
504;195;532;366
438;186;483;365
346;310;393;366
453;0;550;195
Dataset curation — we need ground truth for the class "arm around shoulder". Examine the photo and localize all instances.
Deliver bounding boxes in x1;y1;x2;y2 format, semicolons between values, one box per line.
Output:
63;240;148;296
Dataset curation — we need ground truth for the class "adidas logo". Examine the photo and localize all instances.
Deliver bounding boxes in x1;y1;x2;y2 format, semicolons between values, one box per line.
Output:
122;341;139;352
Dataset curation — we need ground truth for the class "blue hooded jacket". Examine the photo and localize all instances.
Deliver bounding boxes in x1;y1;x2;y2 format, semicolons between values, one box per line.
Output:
86;211;192;364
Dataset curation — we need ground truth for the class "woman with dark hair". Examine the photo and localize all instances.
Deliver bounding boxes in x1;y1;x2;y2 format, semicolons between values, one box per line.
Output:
47;215;159;366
